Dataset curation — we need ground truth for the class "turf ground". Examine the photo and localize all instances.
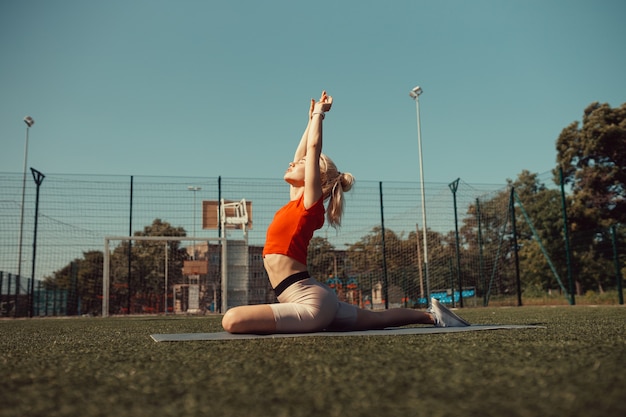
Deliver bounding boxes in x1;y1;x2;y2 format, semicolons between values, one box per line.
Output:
1;306;625;417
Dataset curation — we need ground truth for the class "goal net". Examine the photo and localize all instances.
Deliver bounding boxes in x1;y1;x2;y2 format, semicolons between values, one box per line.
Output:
102;236;254;317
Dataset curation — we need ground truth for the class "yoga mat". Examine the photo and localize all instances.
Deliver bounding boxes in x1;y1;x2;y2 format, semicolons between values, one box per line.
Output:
151;324;544;342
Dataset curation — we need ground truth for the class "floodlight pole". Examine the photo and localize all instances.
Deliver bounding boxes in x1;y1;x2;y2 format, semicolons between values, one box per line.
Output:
18;116;35;285
409;87;431;305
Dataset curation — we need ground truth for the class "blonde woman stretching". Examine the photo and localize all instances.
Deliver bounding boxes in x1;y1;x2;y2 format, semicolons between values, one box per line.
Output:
222;91;469;334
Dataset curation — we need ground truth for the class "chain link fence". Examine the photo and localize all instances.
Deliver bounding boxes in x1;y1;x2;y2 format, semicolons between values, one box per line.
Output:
1;171;623;317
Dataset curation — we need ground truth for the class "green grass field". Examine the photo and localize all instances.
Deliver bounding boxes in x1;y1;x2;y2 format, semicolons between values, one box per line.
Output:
1;306;625;417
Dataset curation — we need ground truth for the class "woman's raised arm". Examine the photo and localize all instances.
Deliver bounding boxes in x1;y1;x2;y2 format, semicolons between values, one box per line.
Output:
302;91;332;208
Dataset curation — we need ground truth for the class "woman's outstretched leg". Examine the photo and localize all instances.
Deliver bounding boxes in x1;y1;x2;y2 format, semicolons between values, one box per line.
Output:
352;299;470;330
352;307;434;330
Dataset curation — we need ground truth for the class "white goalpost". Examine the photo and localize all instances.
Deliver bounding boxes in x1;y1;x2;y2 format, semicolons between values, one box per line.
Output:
102;236;227;317
101;198;253;317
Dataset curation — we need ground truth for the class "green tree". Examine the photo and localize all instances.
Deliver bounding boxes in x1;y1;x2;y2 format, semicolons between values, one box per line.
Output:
555;102;626;292
508;171;566;294
455;171;568;301
346;226;445;305
43;250;104;315
556;102;626;229
109;219;188;313
460;188;513;297
307;236;337;281
46;219;190;315
345;237;379;295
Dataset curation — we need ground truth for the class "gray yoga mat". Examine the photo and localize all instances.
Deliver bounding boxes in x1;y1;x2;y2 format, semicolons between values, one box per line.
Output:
151;324;544;342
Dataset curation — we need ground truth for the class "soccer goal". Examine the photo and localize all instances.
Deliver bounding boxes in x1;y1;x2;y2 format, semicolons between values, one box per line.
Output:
102;235;251;317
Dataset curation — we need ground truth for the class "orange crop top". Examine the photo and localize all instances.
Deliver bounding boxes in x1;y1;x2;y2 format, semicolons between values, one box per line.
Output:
262;195;325;265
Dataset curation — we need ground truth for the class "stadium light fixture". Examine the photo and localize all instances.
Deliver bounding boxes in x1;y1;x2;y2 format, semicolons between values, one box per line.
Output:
409;86;430;305
409;86;423;99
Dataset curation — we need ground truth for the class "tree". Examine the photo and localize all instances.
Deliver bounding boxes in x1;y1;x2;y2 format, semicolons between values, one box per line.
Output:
460;186;513;297
556;102;626;229
307;236;337;281
43;250;104;315
346;226;445;305
109;219;188;313
508;171;566;293
455;171;570;299
46;218;189;315
555;102;626;292
345;235;380;294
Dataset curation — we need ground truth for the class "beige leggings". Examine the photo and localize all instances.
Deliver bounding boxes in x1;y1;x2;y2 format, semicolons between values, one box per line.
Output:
269;278;358;333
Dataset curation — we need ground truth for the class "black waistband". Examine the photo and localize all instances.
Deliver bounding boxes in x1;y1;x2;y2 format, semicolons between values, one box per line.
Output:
273;271;310;297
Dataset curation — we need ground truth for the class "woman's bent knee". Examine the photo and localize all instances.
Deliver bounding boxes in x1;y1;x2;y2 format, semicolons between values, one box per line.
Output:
222;305;277;334
221;308;238;333
222;307;250;333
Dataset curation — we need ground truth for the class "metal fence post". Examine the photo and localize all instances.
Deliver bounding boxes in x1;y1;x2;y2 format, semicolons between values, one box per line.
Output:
379;182;389;309
610;224;624;305
448;178;461;308
559;167;575;305
29;168;45;317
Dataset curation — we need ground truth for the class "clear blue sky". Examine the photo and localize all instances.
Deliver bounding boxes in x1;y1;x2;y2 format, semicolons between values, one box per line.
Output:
1;0;625;185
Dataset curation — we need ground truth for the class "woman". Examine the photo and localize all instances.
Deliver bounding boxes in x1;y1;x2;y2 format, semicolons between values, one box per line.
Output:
222;91;469;334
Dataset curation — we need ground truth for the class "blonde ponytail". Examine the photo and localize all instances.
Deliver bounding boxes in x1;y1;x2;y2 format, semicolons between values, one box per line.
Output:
319;154;355;228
